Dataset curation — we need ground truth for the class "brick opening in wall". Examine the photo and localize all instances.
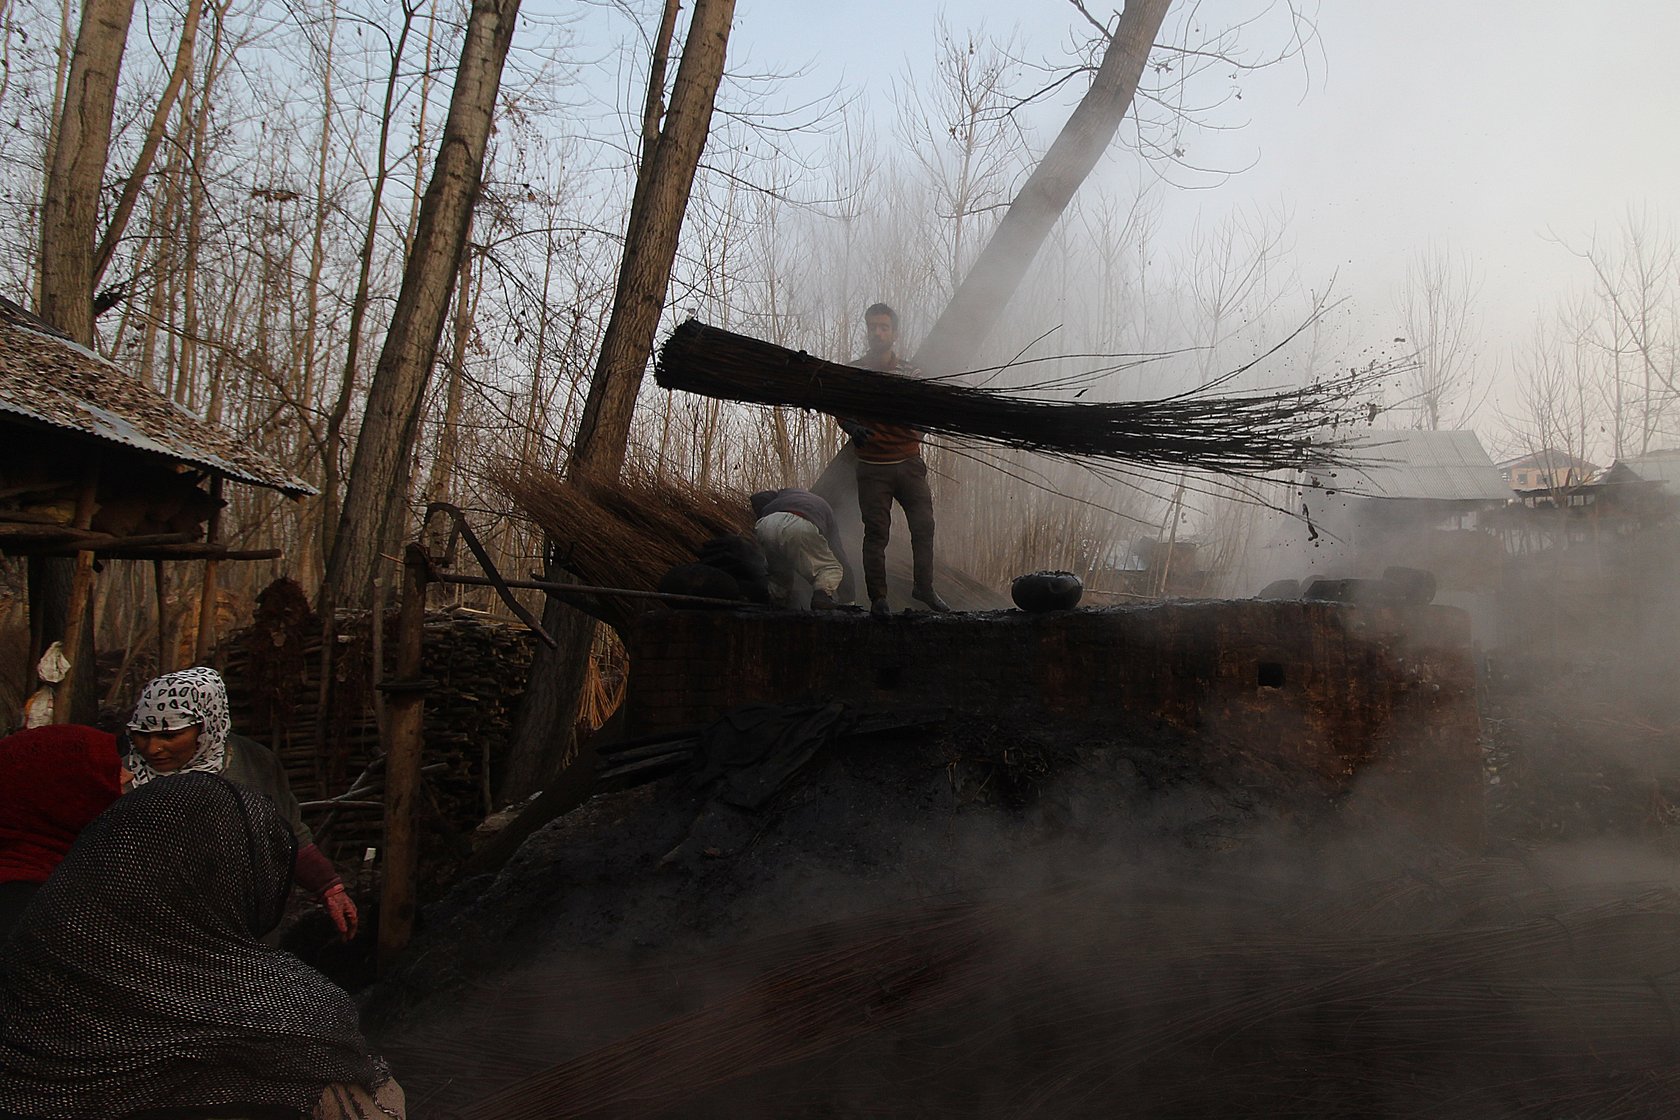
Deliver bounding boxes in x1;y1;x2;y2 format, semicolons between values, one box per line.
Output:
1258;662;1285;689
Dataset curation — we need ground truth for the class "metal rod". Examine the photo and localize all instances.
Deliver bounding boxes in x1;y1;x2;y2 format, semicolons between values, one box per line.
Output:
435;571;771;610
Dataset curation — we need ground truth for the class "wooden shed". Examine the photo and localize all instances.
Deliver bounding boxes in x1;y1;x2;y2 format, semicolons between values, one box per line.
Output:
0;295;314;723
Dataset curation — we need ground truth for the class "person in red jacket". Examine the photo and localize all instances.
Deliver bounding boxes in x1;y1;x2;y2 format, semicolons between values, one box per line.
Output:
0;724;126;944
843;302;951;617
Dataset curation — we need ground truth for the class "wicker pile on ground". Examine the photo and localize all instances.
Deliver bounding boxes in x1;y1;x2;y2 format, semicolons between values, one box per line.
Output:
656;320;1387;478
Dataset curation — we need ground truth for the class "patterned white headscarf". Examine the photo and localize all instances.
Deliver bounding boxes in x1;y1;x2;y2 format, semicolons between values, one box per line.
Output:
126;666;232;786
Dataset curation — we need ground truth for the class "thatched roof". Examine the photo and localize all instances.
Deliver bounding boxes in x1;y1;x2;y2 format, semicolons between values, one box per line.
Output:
0;296;314;497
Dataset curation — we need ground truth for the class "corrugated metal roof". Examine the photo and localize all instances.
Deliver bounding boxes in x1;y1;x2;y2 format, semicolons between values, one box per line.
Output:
1316;429;1512;502
1495;448;1599;474
0;297;315;497
1614;448;1680;488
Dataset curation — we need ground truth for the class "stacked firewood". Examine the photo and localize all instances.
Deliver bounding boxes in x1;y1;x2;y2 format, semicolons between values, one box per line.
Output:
215;581;536;864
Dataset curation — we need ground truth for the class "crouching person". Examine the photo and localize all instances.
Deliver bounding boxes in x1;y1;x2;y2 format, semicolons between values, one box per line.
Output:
751;488;849;609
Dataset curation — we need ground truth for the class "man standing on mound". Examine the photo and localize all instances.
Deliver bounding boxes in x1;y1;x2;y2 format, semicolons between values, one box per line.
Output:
840;302;951;617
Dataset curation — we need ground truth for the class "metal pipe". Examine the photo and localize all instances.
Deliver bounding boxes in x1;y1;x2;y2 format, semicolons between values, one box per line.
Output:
435;571;772;611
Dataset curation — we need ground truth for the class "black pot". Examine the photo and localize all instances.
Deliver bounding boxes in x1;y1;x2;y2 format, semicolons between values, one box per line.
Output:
1011;570;1083;612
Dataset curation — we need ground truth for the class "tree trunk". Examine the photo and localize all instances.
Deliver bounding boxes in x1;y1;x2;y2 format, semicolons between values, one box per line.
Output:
321;0;522;610
38;0;136;343
498;0;735;804
422;240;478;510
911;0;1172;376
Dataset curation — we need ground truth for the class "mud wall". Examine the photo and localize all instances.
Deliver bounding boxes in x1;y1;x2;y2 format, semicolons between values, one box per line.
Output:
622;601;1484;847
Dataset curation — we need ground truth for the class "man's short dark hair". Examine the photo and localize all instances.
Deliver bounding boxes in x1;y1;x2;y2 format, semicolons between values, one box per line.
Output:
864;302;898;328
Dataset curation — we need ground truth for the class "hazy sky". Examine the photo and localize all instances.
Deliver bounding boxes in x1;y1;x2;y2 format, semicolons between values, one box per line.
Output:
566;1;1680;430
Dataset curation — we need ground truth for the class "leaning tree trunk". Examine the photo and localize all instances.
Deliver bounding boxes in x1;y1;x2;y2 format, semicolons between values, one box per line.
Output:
911;0;1173;376
321;0;522;611
498;0;735;804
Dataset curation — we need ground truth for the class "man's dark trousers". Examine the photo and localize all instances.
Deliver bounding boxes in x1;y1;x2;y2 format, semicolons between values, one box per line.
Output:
857;456;936;601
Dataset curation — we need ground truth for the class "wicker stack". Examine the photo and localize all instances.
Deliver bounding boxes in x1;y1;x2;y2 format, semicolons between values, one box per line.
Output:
215;582;536;863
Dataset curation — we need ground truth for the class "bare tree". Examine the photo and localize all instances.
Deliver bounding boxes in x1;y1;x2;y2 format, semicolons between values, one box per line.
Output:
1396;243;1483;430
323;0;524;610
895;20;1024;294
1501;311;1604;567
1555;208;1680;455
567;0;736;485
91;0;206;290
29;0;137;725
318;0;422;571
913;0;1173;375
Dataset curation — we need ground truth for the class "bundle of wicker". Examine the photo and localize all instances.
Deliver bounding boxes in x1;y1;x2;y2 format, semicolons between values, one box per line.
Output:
656;320;1388;478
488;462;755;600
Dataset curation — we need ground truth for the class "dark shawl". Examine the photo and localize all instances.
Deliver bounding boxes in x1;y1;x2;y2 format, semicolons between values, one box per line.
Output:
0;774;386;1119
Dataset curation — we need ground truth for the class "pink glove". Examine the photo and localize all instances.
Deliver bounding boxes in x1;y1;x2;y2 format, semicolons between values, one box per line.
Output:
321;883;359;942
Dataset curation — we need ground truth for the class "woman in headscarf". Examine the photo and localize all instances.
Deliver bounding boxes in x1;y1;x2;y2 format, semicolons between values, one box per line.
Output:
126;666;358;941
0;724;126;944
0;773;403;1120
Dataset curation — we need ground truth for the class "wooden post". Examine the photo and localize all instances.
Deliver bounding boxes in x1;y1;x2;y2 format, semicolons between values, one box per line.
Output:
377;543;429;970
192;475;225;664
53;456;101;724
370;571;387;737
153;559;169;675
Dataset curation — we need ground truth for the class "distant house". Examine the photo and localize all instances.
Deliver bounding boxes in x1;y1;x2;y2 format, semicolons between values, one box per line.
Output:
1496;449;1599;492
1283;429;1511;593
1314;428;1512;519
1603;447;1680;490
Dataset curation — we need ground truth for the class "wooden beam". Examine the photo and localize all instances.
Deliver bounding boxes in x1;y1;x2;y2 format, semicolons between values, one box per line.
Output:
153;559;168;676
50;544;280;561
0;526;198;550
436;570;768;610
378;543;430;971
